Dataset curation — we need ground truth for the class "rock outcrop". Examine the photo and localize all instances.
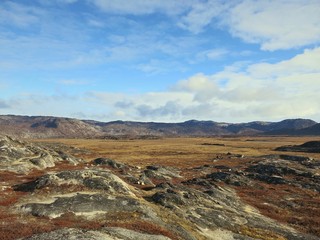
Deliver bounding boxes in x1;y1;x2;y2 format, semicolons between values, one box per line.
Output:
0;136;82;173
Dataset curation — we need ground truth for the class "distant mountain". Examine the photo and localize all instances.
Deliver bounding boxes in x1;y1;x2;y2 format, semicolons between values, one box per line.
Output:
0;115;103;138
296;123;320;135
264;120;319;135
269;123;320;136
0;115;318;138
85;120;230;137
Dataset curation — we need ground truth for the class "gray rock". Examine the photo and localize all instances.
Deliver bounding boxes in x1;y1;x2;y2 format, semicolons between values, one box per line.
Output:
21;227;171;240
92;158;128;169
151;190;186;209
101;227;171;240
143;165;181;180
21;228;115;240
14;169;132;195
21;193;141;218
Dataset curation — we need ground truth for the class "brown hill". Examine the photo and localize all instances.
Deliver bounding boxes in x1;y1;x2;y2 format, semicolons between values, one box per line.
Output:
0;115;103;138
0;115;318;139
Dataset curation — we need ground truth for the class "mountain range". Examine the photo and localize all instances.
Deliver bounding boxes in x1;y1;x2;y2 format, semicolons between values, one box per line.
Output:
0;115;319;138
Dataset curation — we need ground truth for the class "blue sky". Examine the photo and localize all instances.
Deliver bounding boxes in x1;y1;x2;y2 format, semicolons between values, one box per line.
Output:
0;0;319;123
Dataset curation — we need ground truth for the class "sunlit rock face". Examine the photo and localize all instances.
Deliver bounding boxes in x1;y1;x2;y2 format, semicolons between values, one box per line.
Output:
0;136;82;173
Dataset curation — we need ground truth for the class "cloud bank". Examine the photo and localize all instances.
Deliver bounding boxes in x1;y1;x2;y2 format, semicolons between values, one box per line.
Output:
3;47;318;122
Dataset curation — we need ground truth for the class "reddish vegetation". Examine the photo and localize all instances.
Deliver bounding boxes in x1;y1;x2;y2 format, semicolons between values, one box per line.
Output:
109;220;180;240
0;210;53;240
0;190;27;206
0;210;181;240
51;212;102;230
236;183;320;237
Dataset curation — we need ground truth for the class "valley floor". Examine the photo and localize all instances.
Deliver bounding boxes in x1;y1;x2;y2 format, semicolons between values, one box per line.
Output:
31;136;320;167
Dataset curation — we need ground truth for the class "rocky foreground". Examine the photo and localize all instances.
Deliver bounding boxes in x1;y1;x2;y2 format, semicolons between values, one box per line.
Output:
0;136;319;239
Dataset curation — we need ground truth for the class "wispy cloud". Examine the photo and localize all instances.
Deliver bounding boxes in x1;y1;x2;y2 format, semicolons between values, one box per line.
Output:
177;0;231;34
179;0;320;50
37;0;79;6
196;48;229;62
0;2;43;27
88;0;190;15
136;59;186;75
58;80;91;86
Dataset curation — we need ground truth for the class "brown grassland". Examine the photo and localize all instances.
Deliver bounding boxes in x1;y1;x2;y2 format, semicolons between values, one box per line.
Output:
31;136;320;167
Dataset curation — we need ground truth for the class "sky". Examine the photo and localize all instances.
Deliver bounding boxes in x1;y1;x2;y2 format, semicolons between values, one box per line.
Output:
0;0;320;123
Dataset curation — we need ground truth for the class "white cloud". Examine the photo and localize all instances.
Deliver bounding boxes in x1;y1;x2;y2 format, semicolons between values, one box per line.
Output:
178;0;320;50
94;0;320;50
171;47;320;120
247;48;320;78
173;73;220;102
223;0;320;50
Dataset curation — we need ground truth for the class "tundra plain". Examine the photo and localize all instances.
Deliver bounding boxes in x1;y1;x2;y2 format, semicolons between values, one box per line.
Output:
1;136;320;239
